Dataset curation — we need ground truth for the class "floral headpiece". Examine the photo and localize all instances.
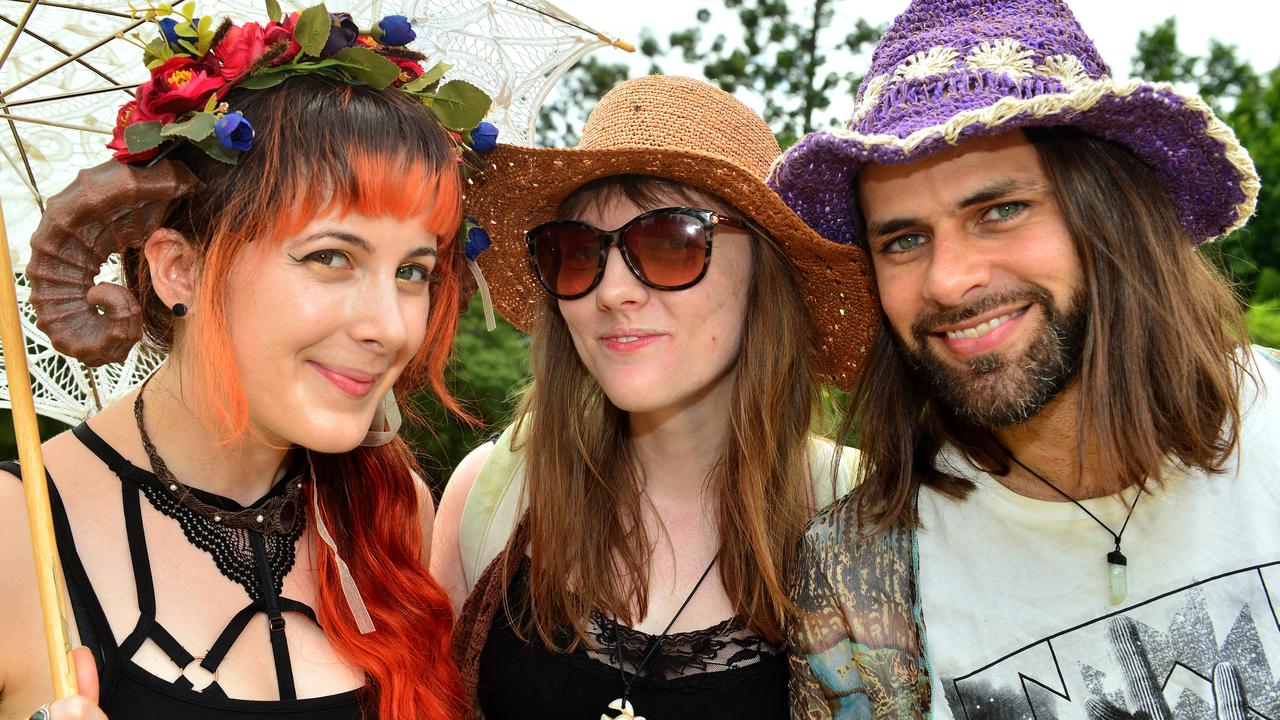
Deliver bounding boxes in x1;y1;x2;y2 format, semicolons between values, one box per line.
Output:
112;1;498;168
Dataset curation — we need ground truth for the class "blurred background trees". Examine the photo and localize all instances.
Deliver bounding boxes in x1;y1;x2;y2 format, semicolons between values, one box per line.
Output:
4;6;1277;490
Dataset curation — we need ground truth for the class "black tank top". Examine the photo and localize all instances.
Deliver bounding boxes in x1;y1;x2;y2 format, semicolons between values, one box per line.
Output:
476;557;789;718
1;424;369;719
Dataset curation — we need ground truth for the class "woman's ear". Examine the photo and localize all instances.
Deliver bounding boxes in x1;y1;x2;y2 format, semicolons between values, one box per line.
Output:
143;227;199;311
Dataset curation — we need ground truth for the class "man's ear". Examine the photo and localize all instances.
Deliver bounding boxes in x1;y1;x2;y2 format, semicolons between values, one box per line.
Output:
143;227;199;310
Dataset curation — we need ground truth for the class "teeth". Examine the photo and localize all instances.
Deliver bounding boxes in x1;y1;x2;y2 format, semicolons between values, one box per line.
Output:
945;311;1020;340
614;336;639;343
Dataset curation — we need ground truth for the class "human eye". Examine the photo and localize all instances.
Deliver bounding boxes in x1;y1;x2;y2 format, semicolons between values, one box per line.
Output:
981;201;1027;223
569;243;599;263
396;263;439;285
291;249;352;269
880;233;927;255
666;233;697;250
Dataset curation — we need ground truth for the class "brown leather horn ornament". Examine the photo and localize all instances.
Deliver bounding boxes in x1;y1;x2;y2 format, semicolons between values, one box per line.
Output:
25;159;203;367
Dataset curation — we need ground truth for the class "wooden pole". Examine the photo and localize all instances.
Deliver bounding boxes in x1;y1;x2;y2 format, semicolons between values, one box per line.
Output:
0;197;78;698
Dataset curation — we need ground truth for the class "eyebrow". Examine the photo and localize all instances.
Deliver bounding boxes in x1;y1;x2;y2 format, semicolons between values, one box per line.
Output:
864;177;1045;239
956;178;1043;209
304;230;438;259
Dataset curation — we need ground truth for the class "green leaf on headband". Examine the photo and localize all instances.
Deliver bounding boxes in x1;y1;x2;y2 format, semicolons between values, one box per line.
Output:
237;71;290;89
265;0;282;23
124;122;163;154
294;4;331;57
404;61;451;92
332;47;400;89
196;135;238;165
143;37;173;68
432;79;492;131
195;14;215;55
161;112;217;142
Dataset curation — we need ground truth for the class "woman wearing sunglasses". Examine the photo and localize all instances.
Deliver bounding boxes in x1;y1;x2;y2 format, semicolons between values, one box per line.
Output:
432;75;878;718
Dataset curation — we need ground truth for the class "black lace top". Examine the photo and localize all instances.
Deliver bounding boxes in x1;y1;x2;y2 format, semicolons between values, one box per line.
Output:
476;557;788;718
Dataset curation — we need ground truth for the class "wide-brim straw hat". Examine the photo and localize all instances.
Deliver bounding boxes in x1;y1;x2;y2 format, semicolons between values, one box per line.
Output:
768;0;1260;247
465;74;878;391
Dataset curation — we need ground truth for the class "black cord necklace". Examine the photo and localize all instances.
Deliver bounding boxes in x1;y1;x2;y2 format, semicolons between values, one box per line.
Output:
1007;453;1143;605
603;556;718;720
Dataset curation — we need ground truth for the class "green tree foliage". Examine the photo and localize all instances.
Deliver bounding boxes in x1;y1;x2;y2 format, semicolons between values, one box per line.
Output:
404;300;530;493
0;411;68;465
666;0;880;147
537;55;634;147
1133;18;1280;346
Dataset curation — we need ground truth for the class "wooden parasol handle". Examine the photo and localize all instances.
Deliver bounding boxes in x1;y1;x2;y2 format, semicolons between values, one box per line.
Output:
0;197;78;698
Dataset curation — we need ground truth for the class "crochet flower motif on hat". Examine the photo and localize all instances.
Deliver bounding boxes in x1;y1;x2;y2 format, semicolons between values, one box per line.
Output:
768;0;1260;249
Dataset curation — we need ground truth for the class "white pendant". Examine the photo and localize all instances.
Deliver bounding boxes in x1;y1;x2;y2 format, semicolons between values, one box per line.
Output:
602;697;646;720
1107;549;1128;605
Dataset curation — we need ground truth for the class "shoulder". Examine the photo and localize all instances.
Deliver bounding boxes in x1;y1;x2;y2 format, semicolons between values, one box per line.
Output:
431;440;498;610
1251;344;1280;385
438;441;496;518
798;491;916;592
805;435;862;510
801;492;863;556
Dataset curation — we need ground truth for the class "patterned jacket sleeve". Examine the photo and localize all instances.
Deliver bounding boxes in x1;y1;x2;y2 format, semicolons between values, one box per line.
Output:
790;522;838;718
788;498;931;720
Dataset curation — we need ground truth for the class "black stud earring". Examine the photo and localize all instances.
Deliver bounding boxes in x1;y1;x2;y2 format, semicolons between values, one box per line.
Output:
171;303;187;318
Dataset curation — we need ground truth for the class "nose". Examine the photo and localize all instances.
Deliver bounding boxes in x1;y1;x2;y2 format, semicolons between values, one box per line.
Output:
593;246;648;312
920;229;993;308
351;276;410;352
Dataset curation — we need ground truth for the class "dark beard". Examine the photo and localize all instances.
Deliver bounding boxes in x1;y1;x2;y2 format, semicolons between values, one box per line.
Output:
904;286;1087;428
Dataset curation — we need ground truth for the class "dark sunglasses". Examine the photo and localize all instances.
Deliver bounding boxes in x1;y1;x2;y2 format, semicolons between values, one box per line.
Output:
524;206;750;300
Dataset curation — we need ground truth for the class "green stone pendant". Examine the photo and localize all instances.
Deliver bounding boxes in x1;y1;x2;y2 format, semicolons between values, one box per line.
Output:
1107;549;1128;605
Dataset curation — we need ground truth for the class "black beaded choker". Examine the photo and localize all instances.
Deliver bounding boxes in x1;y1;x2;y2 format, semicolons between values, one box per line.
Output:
132;378;306;600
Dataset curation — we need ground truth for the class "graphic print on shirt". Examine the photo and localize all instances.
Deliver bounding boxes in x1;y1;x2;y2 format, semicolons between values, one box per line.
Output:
941;562;1280;720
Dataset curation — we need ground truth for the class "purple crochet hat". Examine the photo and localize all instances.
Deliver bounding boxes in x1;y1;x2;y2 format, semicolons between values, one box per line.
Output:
768;0;1260;247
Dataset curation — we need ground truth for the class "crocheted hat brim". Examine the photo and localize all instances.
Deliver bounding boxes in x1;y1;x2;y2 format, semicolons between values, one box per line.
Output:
465;143;879;392
769;79;1260;247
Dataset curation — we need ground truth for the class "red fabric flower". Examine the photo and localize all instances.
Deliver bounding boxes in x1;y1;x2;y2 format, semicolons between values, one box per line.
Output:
213;21;269;81
354;34;379;49
137;57;225;116
392;56;424;86
107;100;175;162
263;13;301;65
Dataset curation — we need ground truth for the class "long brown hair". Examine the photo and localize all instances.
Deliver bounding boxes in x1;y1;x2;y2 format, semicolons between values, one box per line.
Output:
511;175;817;648
845;126;1250;533
124;75;466;718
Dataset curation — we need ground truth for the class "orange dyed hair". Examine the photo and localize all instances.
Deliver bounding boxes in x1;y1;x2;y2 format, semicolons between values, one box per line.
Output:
124;75;466;718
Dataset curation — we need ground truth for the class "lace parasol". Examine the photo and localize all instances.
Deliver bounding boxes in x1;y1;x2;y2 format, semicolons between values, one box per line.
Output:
0;0;629;425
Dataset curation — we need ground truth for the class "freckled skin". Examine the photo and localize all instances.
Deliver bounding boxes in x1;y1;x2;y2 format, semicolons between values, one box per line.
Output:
557;195;754;418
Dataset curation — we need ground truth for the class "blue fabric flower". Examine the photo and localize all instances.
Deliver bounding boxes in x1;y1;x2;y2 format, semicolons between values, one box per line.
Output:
322;12;359;56
214;112;254;152
465;223;492;260
469;122;499;154
378;15;416;46
158;17;181;46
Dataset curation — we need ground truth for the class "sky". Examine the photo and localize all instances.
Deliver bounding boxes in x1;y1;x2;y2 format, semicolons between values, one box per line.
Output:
549;0;1280;125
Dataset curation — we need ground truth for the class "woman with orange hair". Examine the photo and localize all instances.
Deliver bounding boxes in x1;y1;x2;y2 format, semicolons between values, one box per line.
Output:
0;7;494;720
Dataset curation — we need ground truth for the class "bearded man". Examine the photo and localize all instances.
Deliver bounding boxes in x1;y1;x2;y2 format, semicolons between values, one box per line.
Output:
767;1;1280;719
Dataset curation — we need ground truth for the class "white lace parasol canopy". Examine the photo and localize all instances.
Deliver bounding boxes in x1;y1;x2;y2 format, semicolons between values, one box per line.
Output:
0;0;629;426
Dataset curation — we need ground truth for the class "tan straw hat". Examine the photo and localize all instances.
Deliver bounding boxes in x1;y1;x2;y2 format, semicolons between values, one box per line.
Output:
464;74;878;391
